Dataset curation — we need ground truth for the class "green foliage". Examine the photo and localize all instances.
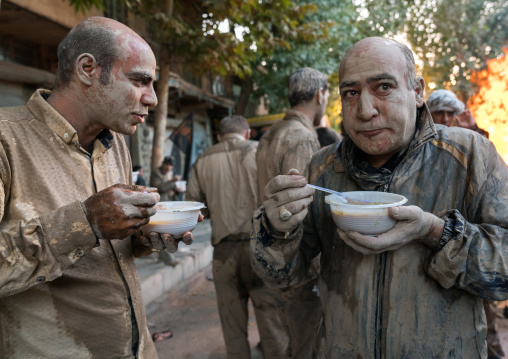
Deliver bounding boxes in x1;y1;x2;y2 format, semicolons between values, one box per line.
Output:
249;0;361;126
68;0;106;14
356;0;508;101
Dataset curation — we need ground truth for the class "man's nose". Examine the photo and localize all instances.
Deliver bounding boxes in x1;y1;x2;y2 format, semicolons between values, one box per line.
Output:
445;112;454;124
142;85;158;108
356;93;378;121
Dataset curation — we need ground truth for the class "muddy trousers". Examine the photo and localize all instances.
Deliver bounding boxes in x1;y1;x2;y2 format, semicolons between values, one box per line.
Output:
485;300;505;359
275;279;322;359
212;240;289;359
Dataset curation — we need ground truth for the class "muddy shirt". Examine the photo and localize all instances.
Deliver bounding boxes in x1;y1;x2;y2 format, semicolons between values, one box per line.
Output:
256;109;320;206
187;133;258;245
0;90;157;359
251;105;508;358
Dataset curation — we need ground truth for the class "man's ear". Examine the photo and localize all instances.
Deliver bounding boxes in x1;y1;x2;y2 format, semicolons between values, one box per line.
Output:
414;76;425;107
76;53;98;86
316;88;325;105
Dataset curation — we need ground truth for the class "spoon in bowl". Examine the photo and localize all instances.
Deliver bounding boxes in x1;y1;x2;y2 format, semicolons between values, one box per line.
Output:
306;184;371;204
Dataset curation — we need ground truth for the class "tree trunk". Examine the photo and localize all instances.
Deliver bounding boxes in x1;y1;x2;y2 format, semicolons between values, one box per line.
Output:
151;49;171;171
150;0;174;171
235;75;253;116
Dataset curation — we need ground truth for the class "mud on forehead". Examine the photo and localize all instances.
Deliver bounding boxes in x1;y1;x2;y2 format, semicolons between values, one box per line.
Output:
339;38;404;78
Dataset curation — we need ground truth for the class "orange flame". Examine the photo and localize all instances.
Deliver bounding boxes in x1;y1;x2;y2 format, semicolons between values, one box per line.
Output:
467;48;508;164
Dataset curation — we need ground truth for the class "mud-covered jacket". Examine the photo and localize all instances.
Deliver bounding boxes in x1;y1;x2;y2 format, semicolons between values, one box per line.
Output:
0;90;157;358
256;109;320;206
186;133;258;245
251;105;508;358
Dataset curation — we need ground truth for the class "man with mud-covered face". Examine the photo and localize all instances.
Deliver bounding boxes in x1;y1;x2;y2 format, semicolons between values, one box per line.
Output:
0;17;200;358
250;37;508;358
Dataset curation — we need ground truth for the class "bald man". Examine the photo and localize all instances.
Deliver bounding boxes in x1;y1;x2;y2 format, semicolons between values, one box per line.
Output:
251;37;508;358
0;17;200;358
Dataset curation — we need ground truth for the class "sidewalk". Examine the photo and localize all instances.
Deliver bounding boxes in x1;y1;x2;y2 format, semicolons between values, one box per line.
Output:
135;219;213;306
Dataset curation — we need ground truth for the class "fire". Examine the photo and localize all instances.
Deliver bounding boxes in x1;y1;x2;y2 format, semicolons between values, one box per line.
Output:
467;48;508;164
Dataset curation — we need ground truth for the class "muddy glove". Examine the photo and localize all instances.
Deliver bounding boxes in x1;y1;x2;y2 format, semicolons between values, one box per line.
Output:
263;169;315;234
139;213;204;253
82;184;160;239
338;205;445;255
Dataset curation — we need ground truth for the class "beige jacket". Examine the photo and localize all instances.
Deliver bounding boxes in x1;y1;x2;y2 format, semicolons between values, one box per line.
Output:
186;133;258;246
251;106;508;358
0;90;157;359
256;109;320;206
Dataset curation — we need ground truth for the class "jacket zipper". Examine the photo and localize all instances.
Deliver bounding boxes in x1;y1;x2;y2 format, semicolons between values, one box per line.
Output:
374;182;390;359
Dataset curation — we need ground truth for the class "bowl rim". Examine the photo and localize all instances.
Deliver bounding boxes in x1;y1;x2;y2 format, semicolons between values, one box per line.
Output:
325;191;408;208
156;201;205;212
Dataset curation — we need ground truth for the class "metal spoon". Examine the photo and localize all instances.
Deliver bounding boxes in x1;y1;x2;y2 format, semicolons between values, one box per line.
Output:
306;184;370;204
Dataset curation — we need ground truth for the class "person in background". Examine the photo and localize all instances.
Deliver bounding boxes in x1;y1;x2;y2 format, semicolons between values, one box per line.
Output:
251;36;508;358
427;88;502;359
0;16;200;358
187;115;287;359
316;127;341;148
150;156;184;267
133;164;147;186
427;89;489;138
256;67;329;359
150;155;182;201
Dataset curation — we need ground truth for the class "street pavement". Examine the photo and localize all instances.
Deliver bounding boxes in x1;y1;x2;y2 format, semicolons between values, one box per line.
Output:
145;264;263;359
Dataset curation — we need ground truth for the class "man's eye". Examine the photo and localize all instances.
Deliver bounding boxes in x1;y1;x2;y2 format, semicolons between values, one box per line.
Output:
378;84;391;92
343;90;358;98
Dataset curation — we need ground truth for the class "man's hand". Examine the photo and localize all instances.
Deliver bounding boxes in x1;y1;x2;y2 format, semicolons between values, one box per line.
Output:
139;213;204;252
456;109;477;129
338;206;444;255
263;169;314;234
82;184;160;239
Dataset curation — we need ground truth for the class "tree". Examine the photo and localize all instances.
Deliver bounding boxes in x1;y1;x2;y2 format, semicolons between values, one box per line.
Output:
247;0;362;129
355;0;508;101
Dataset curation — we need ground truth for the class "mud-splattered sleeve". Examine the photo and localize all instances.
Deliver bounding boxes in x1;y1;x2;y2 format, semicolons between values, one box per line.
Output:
250;206;314;288
186;161;209;218
426;142;508;300
0;199;98;298
281;140;319;178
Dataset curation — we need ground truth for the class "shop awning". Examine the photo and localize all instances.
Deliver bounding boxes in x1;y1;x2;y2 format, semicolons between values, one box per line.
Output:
247;113;285;127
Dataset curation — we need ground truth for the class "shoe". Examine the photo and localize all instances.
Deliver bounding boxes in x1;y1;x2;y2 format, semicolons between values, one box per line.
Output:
158;250;180;267
152;329;173;342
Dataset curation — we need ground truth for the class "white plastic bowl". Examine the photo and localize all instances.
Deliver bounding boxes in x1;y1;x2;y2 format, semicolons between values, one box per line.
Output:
325;191;408;236
142;201;205;237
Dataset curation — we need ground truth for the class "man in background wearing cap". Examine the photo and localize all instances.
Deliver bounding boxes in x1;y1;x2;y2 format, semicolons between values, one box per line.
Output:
427;89;489;138
428;88;503;359
150;155;182;201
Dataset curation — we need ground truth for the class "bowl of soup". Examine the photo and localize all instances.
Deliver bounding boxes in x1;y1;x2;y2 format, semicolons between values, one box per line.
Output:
325;191;408;236
142;201;205;237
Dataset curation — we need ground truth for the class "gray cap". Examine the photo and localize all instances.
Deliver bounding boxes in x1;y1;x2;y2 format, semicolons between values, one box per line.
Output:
427;89;465;116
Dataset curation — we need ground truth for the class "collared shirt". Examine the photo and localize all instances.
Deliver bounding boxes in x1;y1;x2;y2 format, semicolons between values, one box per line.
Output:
0;90;157;359
256;109;320;206
186;133;258;246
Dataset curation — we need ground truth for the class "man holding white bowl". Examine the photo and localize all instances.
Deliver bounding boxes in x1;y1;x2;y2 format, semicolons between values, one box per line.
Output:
250;36;508;358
